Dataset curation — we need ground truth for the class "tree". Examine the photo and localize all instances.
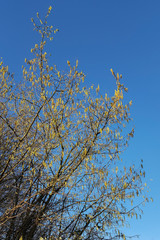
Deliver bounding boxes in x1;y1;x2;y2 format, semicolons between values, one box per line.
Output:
0;6;148;240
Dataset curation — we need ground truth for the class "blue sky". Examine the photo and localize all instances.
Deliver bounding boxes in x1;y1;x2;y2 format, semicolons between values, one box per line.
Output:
0;1;160;239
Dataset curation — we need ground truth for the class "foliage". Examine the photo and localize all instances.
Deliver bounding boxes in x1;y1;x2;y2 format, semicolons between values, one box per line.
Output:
0;7;147;240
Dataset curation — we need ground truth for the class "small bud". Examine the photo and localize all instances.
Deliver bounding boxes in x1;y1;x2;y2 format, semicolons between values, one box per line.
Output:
67;60;70;66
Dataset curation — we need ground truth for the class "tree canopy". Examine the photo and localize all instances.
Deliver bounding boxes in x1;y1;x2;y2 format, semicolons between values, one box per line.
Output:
0;7;148;240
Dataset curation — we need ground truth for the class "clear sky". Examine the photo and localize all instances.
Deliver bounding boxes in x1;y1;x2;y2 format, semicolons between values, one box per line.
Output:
0;1;160;239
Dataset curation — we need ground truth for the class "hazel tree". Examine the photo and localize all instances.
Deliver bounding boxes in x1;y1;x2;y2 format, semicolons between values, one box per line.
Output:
0;6;148;240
